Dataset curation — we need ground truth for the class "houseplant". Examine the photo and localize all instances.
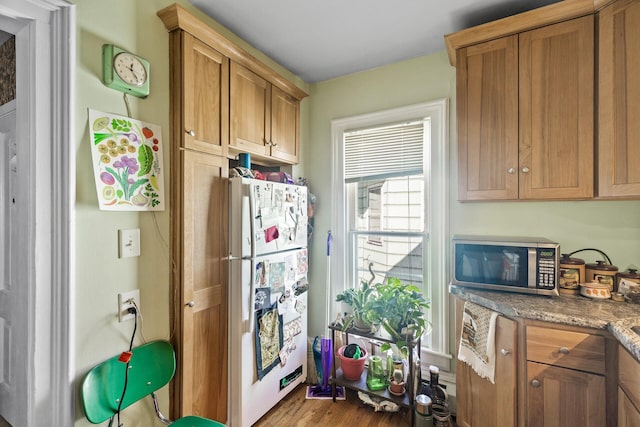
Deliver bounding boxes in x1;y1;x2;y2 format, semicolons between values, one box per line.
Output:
335;280;376;331
367;277;430;355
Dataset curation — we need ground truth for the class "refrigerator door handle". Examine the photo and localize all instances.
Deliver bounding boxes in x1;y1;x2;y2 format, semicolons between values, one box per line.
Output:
244;258;256;334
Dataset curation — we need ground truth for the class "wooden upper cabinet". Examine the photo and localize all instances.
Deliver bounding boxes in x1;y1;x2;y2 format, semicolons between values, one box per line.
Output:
598;0;640;198
448;3;598;201
230;61;270;157
181;32;229;156
456;36;519;201
230;61;301;165
270;85;301;164
519;15;594;200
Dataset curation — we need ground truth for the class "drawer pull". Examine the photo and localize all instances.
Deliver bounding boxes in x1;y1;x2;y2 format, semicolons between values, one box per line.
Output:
558;347;570;355
500;349;511;356
531;379;541;388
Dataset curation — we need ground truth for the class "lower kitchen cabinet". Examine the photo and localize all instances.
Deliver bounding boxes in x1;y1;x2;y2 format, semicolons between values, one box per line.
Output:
526;361;605;427
618;345;640;426
454;297;620;427
455;299;517;427
619;387;640;427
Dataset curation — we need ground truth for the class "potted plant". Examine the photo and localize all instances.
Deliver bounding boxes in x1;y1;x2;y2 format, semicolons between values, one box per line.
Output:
367;277;430;355
388;368;406;395
335;280;376;331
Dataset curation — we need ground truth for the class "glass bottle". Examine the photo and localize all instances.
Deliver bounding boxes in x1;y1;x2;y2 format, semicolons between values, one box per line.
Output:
426;365;447;406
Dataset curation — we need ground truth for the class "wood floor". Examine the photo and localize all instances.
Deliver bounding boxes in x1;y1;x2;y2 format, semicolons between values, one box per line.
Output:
254;384;412;426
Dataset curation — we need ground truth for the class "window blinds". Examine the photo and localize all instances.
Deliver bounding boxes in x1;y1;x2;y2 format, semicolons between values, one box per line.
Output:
344;119;425;183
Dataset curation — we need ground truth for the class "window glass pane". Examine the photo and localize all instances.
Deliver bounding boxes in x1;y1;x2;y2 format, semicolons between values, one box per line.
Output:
352;175;424;233
352;233;424;288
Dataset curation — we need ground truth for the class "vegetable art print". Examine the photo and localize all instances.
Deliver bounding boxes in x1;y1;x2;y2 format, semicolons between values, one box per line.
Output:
88;109;165;211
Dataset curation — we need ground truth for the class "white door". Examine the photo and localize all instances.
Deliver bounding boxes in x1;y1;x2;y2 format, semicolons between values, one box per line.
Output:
0;101;18;425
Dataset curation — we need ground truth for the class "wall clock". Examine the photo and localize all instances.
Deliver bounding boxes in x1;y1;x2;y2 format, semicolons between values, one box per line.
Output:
102;44;150;98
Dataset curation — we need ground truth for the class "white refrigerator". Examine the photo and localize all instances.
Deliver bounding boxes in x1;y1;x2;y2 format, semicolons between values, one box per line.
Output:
228;177;308;427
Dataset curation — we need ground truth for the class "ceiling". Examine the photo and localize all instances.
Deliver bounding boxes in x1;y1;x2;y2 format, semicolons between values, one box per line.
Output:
189;0;561;83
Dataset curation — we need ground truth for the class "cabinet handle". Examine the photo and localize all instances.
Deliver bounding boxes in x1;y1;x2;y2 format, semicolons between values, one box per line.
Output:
531;379;541;388
521;167;530;173
186;301;195;308
500;349;511;356
507;168;515;174
271;142;278;148
186;129;196;137
559;347;570;355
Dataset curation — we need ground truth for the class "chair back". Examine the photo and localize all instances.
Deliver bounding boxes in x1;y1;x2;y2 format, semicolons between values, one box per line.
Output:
81;340;175;424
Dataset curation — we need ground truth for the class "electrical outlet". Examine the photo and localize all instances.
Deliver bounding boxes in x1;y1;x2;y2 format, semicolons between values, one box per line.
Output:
118;289;140;322
118;228;140;258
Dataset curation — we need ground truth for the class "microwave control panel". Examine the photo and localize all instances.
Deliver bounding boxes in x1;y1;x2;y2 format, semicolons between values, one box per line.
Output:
536;248;557;289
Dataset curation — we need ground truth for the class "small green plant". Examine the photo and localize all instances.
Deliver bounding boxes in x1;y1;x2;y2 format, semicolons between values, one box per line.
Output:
367;277;430;355
336;280;375;331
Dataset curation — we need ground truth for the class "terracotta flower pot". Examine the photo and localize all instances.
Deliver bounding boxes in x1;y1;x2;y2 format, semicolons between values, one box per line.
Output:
337;345;367;380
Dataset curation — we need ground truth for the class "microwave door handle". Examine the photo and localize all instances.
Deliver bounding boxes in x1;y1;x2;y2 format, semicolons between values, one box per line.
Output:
528;248;537;288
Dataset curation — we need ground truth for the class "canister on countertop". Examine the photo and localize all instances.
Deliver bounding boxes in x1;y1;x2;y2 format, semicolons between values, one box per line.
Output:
585;260;618;291
616;268;640;293
559;254;585;295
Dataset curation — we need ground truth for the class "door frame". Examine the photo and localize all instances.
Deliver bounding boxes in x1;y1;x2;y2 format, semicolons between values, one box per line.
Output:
0;0;74;425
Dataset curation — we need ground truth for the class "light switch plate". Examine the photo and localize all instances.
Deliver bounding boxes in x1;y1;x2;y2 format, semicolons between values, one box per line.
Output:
118;228;140;258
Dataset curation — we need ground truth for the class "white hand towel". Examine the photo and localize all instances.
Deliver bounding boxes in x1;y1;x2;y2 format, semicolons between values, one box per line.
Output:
457;301;499;384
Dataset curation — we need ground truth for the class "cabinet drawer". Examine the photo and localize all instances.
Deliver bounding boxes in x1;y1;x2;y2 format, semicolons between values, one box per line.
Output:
526;326;605;374
619;345;640;410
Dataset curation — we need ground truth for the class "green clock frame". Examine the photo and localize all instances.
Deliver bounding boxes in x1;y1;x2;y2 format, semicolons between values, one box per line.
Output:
102;44;150;98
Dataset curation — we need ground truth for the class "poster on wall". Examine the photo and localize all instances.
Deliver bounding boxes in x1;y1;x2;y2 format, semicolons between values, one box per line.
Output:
88;109;165;211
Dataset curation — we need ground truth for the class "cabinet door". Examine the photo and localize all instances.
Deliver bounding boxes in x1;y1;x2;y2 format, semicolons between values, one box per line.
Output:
619;387;640;427
455;299;517;427
527;361;605;427
519;16;594;199
182;32;229;156
598;0;640;198
270;85;300;164
175;150;228;422
230;61;270;157
456;36;519;201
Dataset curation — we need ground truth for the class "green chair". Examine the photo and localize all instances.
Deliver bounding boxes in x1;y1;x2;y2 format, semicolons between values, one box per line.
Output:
81;340;226;426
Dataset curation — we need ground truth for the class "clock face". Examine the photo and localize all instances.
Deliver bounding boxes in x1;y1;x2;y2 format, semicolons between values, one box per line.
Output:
113;52;147;87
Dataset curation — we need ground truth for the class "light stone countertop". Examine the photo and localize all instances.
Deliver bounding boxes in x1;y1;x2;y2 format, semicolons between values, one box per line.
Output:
450;285;640;362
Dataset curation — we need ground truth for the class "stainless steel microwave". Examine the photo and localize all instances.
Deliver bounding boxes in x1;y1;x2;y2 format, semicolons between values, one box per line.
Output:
452;235;560;296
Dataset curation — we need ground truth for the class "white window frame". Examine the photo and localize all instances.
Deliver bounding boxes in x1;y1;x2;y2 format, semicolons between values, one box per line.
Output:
365;183;382;245
330;99;451;372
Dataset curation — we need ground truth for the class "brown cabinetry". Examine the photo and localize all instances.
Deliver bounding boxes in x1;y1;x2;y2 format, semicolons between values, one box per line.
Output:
230;62;301;164
525;326;607;427
454;16;594;201
455;299;517;427
176;151;228;421
164;25;230;423
598;0;640;198
180;32;229;156
526;361;605;427
618;345;640;426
